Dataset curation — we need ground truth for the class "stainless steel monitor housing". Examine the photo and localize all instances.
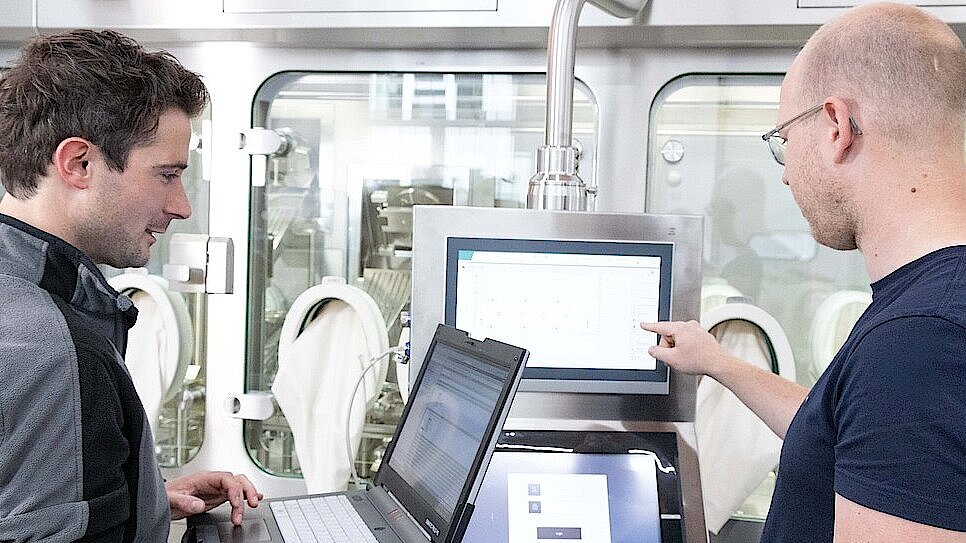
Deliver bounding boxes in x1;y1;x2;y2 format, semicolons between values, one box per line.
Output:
411;206;703;423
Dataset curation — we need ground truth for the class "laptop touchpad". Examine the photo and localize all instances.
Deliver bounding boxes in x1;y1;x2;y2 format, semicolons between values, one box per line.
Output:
215;519;271;542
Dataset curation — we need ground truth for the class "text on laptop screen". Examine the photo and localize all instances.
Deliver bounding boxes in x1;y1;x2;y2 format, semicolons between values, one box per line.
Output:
387;342;510;522
444;237;673;394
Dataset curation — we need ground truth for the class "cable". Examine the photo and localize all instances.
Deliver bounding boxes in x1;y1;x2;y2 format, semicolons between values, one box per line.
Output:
345;346;406;490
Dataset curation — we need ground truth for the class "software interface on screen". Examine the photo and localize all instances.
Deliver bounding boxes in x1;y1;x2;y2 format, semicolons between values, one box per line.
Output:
445;238;673;391
387;342;508;521
462;430;683;543
462;451;663;543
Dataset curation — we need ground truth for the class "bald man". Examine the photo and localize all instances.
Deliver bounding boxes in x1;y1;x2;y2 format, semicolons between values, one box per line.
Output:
643;3;966;542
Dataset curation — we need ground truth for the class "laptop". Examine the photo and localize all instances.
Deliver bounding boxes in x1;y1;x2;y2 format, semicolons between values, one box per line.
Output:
188;323;528;543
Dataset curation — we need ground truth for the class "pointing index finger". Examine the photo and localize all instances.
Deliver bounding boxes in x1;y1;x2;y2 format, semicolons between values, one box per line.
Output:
640;321;674;334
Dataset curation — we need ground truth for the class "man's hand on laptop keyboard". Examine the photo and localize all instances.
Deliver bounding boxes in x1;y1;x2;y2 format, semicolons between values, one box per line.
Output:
166;471;264;525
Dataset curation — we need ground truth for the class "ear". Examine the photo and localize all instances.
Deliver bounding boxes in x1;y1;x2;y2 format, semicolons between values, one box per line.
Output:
822;98;860;164
53;138;95;190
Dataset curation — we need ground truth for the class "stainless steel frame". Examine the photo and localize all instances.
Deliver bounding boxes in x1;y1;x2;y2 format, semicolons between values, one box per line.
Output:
18;0;966;48
411;206;703;422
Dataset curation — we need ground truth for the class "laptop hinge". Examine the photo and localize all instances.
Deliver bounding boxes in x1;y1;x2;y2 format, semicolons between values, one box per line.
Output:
370;486;433;541
448;503;475;543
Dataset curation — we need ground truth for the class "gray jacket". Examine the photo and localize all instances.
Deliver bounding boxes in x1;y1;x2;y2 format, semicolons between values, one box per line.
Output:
0;213;169;542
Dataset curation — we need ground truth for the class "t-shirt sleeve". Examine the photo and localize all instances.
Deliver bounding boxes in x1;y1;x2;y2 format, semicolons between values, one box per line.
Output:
833;315;966;531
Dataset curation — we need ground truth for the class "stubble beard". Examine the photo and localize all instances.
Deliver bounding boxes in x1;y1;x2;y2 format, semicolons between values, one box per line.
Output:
794;152;858;252
801;185;858;251
74;201;152;268
808;205;858;251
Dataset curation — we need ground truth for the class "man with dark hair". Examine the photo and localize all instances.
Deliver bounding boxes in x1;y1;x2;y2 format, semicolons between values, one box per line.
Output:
0;30;261;541
643;3;966;541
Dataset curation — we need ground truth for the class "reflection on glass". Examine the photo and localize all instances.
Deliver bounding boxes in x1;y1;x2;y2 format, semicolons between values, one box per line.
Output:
245;72;598;478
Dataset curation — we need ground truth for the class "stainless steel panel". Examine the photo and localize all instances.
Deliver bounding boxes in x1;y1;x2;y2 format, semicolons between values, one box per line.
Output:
30;0;966;47
0;1;35;43
411;206;703;423
224;0;496;13
589;0;650;18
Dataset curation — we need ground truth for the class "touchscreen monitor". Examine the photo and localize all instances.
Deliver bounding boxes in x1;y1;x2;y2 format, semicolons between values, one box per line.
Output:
445;237;673;394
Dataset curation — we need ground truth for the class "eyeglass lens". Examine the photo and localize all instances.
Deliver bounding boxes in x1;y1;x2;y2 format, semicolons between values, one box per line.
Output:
767;137;786;166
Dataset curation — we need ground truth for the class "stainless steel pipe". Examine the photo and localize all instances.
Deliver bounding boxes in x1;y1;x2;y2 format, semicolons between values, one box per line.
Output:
528;0;649;211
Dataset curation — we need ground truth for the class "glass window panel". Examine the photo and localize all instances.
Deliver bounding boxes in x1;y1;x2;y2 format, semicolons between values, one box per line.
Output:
646;74;871;522
245;72;598;478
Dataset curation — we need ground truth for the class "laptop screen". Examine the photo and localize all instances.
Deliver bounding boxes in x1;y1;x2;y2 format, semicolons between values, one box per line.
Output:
379;327;526;540
388;342;508;519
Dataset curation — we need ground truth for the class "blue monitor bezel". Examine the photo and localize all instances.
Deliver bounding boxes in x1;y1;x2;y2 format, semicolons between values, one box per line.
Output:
444;237;673;391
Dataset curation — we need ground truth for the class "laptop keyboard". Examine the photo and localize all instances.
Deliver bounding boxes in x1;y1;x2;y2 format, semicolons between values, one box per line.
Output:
270;495;379;543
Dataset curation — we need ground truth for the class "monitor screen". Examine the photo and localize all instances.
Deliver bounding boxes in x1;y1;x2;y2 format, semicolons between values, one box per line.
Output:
462;430;684;543
444;237;673;394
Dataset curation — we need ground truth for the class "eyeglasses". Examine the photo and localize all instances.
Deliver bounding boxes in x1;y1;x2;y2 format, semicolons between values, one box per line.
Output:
761;103;863;166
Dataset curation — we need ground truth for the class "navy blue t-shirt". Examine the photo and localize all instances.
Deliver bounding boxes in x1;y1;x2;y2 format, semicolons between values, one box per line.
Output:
761;245;966;542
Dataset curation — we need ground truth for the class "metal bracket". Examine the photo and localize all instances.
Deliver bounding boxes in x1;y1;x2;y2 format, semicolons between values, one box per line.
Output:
163;233;234;294
239;127;290;188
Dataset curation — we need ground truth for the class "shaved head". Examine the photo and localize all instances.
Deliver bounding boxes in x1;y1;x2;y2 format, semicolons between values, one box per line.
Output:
795;2;966;147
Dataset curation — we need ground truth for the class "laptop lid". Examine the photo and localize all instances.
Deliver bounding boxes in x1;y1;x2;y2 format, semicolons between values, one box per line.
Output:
375;324;528;543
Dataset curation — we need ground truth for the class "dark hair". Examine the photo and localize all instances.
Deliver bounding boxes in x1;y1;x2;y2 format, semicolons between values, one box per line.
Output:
0;29;209;198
